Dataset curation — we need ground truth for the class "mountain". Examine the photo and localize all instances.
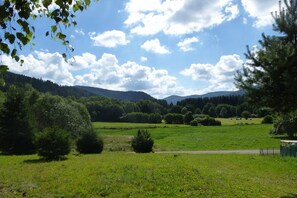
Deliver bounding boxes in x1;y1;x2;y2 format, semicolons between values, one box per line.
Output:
164;90;245;104
1;72;95;98
75;86;155;102
1;72;155;102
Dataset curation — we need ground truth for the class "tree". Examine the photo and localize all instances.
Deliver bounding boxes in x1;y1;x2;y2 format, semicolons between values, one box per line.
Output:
235;0;297;113
0;86;35;154
131;130;154;153
183;111;194;124
241;111;251;120
76;131;103;154
34;126;71;160
0;0;96;85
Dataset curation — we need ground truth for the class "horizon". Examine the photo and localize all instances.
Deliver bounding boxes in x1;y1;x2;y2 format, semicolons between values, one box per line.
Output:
2;0;278;98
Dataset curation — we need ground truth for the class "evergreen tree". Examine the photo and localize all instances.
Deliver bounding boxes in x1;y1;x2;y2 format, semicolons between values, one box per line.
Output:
0;86;34;154
235;0;297;113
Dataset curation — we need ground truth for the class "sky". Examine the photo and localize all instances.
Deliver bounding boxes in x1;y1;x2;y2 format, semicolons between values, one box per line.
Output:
1;0;280;99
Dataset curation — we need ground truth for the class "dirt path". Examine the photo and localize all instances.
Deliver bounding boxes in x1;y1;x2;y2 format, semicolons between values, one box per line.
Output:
155;149;280;155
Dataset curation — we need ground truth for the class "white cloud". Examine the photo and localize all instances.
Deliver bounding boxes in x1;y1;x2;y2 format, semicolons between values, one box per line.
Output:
177;37;199;52
124;0;239;36
75;29;85;36
89;30;130;48
180;54;243;92
141;39;171;54
3;51;187;98
140;56;148;62
241;0;278;28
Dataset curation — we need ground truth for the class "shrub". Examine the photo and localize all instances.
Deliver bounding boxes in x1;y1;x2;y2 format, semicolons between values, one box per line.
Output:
76;131;103;154
262;115;274;124
195;116;221;126
131;129;154;153
190;120;198;126
164;113;183;124
34;127;71;160
148;113;162;123
183;111;194;124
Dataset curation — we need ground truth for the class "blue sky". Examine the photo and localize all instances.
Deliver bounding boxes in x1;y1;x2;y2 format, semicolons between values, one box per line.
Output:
3;0;280;99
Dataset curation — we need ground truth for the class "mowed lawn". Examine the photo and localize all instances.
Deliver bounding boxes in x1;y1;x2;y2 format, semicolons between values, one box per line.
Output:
93;121;281;151
0;153;296;197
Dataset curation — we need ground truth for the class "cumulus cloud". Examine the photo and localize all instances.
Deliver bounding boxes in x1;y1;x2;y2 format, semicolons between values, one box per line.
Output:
75;29;85;36
140;56;148;62
89;30;130;48
241;0;278;28
124;0;239;35
177;37;199;52
180;54;243;92
2;51;187;98
141;39;171;54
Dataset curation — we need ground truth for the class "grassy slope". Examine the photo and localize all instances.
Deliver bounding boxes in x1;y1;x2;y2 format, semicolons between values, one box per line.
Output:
0;153;296;197
93;122;280;151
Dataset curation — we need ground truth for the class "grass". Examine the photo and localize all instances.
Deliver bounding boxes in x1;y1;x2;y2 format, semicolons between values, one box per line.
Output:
94;122;281;151
0;153;296;197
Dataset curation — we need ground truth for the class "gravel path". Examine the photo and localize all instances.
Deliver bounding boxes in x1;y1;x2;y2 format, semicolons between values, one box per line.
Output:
155;149;280;155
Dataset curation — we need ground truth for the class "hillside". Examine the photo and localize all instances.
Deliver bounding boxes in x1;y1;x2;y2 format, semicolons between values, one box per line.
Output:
1;72;155;102
75;86;155;102
164;90;245;104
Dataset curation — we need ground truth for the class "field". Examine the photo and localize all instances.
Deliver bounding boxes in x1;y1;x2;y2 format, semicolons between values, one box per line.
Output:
1;120;296;197
93;120;281;152
0;153;296;197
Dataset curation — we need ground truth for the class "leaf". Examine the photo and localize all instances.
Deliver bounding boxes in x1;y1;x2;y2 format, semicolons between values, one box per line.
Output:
8;34;16;44
45;31;49;37
11;49;17;58
51;25;57;33
42;0;52;8
0;65;9;72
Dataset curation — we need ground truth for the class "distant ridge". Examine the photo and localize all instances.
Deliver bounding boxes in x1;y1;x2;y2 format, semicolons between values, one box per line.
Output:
1;72;156;102
75;86;155;102
164;90;245;104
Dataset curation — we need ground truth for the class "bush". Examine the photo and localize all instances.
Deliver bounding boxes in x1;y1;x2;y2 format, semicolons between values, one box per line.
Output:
183;111;194;124
131;129;154;153
76;131;103;154
34;127;71;160
262;115;274;124
190;120;198;126
195;116;221;126
164;113;183;124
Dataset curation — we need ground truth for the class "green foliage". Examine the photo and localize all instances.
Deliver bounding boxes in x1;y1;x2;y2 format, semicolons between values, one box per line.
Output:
235;0;297;113
270;112;297;138
195;116;222;126
76;131;103;154
183;111;194;124
262;115;274;124
0;0;94;64
34;126;71;160
190;120;198;126
32;94;92;138
164;113;184;124
131;130;154;153
120;112;162;123
241;111;251;120
0;86;35;154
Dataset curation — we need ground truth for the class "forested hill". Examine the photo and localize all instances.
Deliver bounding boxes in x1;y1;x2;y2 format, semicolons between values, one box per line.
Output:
1;72;95;98
75;86;155;102
165;90;245;104
1;72;155;101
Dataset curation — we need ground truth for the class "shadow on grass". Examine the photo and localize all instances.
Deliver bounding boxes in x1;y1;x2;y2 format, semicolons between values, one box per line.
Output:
280;193;297;198
271;136;297;140
23;157;67;164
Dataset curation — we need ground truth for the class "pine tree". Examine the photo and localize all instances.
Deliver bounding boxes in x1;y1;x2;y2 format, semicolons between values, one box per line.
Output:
0;86;34;154
235;0;297;113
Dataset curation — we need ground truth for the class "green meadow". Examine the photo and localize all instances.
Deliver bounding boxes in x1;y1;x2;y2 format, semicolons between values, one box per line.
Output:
1;120;296;197
0;153;296;197
94;120;280;152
